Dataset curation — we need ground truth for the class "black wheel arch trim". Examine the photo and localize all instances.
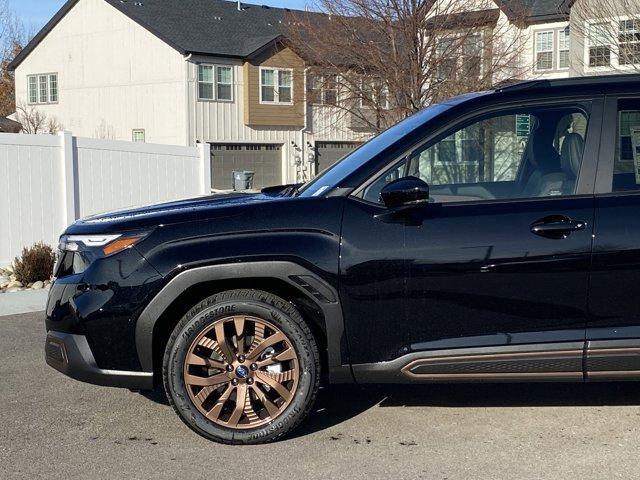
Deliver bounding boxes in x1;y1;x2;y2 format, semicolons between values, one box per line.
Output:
134;261;353;383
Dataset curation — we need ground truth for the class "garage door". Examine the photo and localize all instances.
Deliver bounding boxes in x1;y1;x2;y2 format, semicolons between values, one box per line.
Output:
315;142;362;174
210;144;282;190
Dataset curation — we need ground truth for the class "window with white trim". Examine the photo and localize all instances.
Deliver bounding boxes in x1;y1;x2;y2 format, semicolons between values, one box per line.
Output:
28;76;37;103
360;77;390;110
260;68;293;104
435;33;483;81
461;33;482;78
559;27;570;69
216;66;233;101
588;22;612;67
28;73;58;104
360;78;374;108
132;129;145;143
310;75;338;105
436;37;458;81
535;31;554;70
198;65;234;102
619;19;640;66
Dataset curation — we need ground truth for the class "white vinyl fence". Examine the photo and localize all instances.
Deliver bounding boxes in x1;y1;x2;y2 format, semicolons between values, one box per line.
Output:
0;132;211;265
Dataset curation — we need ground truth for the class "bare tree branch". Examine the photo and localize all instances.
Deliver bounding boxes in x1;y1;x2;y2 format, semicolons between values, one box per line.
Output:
15;102;64;134
0;0;32;117
285;0;527;134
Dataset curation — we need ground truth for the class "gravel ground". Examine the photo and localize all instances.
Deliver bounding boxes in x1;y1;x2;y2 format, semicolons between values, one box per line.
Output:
2;312;640;479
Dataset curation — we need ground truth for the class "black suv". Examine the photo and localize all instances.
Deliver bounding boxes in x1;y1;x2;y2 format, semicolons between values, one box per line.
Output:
46;75;640;444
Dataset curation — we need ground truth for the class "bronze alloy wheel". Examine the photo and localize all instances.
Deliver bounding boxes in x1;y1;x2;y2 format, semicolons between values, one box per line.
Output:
183;315;300;430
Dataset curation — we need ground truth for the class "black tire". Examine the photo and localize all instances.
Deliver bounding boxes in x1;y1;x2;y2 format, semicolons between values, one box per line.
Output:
163;289;320;444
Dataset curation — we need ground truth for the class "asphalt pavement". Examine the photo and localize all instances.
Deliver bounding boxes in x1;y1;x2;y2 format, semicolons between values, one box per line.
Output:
2;312;640;479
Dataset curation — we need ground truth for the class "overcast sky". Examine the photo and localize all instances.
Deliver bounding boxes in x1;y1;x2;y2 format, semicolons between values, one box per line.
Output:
9;0;311;32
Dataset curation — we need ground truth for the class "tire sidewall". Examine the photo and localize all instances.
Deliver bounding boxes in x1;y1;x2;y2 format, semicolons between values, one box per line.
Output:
165;294;317;444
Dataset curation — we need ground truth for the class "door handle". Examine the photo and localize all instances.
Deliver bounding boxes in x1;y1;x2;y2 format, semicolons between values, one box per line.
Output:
530;216;586;239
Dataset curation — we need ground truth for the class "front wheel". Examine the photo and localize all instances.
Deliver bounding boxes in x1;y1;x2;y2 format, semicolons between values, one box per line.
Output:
163;289;320;444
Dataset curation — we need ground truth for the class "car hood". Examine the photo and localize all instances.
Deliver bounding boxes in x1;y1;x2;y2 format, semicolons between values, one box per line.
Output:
65;190;289;235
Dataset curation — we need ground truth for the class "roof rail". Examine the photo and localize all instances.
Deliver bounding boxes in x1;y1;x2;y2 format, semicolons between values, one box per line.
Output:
495;80;550;93
496;74;640;94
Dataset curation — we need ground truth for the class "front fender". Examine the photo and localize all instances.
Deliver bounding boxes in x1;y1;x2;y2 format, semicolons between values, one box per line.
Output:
134;261;353;383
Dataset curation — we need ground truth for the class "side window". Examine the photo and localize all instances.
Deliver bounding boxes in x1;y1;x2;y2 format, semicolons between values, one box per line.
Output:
612;99;640;192
360;104;590;204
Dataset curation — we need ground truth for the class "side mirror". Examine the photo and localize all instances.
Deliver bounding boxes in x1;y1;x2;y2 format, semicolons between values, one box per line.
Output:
380;176;430;209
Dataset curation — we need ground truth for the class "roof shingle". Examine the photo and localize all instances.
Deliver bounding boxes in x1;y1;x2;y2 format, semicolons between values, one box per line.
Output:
104;0;299;57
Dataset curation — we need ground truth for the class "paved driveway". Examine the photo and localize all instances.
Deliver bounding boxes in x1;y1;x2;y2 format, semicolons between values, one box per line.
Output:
2;312;640;479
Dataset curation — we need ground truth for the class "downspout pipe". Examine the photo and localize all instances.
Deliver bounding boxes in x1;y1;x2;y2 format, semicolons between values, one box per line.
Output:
299;67;310;183
184;53;193;146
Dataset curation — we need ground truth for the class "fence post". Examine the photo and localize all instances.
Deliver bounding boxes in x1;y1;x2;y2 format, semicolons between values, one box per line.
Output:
59;131;78;226
198;142;212;195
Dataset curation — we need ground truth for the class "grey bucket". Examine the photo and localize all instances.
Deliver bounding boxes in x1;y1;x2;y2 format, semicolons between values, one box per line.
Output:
232;171;255;191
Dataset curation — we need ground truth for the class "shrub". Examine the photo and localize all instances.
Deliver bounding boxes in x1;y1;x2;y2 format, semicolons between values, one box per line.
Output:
13;242;56;285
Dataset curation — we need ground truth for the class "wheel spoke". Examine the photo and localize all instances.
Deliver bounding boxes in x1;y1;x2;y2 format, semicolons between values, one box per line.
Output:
234;316;246;355
186;352;226;369
256;346;297;368
247;332;286;360
251;384;279;418
195;385;215;404
243;387;260;424
185;372;229;387
206;384;233;421
197;336;226;360
248;322;265;356
227;383;247;426
214;322;235;362
264;369;296;384
255;371;292;401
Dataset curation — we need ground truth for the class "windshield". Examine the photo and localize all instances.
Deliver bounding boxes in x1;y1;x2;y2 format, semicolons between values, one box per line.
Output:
298;93;487;197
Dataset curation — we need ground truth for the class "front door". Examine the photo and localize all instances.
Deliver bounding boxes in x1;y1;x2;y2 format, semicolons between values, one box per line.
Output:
344;98;603;377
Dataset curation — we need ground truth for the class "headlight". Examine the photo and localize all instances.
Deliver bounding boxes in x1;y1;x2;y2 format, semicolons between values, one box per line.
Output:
55;231;150;278
61;234;121;252
60;232;149;257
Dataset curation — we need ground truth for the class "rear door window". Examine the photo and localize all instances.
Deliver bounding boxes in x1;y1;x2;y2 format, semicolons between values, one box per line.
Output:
612;99;640;192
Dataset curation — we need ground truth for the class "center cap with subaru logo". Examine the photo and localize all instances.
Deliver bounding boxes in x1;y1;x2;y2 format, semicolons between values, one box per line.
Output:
235;365;249;379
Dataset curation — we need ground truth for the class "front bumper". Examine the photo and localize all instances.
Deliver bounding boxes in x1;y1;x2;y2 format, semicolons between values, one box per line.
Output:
45;331;154;390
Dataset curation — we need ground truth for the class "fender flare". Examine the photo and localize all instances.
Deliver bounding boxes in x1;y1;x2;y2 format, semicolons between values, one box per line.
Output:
135;261;353;383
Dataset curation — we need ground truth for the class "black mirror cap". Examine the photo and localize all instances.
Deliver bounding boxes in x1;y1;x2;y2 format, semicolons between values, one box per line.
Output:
380;176;430;209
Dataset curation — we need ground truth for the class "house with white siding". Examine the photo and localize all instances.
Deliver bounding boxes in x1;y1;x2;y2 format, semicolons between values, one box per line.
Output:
453;0;640;82
8;0;638;189
9;0;369;189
